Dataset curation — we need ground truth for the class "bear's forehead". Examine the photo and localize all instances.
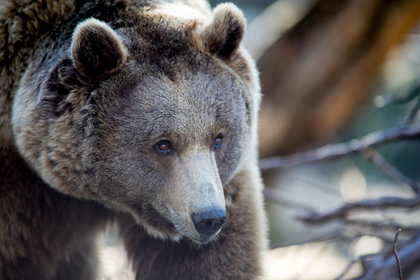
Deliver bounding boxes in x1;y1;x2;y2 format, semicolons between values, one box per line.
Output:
132;70;243;132
119;21;198;64
114;19;247;113
109;48;244;110
99;59;246;143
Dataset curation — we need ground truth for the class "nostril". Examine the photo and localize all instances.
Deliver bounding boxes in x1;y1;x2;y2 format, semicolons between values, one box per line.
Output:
201;217;225;229
192;209;226;238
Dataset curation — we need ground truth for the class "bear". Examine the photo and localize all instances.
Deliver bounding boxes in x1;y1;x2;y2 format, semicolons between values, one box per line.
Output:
0;0;268;279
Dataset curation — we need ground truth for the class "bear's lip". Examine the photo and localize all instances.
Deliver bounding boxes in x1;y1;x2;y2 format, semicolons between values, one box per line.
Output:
172;219;224;244
128;204;221;243
191;228;223;244
178;228;221;244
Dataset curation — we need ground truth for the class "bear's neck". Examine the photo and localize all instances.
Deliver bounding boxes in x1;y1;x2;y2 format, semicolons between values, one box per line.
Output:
0;98;13;148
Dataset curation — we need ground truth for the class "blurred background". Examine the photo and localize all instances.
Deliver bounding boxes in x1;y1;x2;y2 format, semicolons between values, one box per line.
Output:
211;0;420;279
100;0;420;279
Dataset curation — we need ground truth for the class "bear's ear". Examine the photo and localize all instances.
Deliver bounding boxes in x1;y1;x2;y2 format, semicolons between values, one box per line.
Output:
201;3;246;60
71;18;128;81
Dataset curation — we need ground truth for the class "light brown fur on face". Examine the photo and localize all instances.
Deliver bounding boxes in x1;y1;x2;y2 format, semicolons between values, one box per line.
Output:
1;0;267;279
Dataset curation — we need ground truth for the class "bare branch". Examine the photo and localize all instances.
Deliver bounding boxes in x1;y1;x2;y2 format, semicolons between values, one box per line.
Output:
300;196;420;224
394;229;403;280
259;124;420;170
363;148;420;194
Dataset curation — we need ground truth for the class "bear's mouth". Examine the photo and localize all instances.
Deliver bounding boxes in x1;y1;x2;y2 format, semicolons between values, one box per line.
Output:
128;201;226;243
127;203;180;241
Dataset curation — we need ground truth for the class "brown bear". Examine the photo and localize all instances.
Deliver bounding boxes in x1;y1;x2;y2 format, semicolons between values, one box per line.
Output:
0;0;268;279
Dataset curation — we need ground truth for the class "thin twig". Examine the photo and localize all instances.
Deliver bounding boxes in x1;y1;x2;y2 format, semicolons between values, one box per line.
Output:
259;124;420;170
375;82;420;108
270;230;344;249
357;235;420;280
363;148;420;194
394;229;403;280
405;98;420;125
263;188;316;213
346;219;419;234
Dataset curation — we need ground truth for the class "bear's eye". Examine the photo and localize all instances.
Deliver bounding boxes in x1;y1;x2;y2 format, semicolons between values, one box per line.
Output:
155;141;171;154
213;134;223;150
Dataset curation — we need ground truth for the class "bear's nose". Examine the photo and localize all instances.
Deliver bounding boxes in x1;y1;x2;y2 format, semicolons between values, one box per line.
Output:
192;208;226;238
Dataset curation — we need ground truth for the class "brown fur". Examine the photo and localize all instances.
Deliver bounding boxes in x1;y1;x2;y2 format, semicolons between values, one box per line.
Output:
0;0;267;279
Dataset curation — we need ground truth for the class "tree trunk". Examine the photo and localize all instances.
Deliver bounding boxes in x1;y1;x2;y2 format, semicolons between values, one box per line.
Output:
257;0;420;158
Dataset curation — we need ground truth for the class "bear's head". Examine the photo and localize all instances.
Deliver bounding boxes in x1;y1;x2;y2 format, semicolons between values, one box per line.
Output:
12;3;260;244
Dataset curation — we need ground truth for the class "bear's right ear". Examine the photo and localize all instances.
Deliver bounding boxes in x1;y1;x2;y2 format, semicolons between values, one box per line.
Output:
200;3;246;60
71;18;128;82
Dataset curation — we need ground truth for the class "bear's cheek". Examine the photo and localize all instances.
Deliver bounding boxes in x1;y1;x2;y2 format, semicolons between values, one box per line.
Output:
215;131;248;185
111;161;167;200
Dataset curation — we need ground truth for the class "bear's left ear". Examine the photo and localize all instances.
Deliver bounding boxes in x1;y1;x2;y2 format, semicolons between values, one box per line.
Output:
201;3;246;60
71;18;128;82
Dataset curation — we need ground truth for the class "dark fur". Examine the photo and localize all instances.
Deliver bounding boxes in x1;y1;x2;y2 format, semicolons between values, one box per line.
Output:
0;0;267;279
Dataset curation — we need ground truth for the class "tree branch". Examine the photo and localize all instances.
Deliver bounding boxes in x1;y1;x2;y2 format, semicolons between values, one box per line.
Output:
259;124;420;170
